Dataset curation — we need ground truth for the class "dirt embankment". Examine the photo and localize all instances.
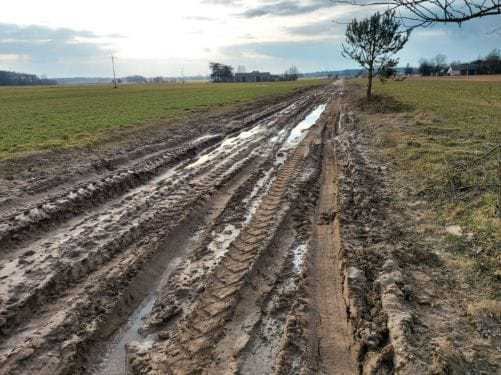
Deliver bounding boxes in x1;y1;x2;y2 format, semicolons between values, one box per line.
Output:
334;101;499;374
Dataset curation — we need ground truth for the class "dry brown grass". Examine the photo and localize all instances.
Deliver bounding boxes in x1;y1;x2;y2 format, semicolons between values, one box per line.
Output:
467;299;501;319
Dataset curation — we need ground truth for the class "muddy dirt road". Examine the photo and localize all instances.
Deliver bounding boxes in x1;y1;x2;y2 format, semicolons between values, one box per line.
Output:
0;84;348;375
2;82;496;375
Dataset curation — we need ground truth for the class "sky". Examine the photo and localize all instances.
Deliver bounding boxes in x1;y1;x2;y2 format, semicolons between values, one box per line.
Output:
0;0;499;77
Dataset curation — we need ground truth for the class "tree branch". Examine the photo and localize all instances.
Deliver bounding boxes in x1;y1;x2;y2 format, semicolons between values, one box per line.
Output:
329;0;501;26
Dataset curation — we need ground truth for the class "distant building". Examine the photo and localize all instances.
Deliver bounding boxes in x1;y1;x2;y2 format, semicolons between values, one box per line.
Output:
234;71;280;83
449;63;478;76
121;75;148;84
447;66;461;76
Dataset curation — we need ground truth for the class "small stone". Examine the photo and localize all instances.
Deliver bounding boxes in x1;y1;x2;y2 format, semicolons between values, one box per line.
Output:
445;225;462;236
403;285;413;301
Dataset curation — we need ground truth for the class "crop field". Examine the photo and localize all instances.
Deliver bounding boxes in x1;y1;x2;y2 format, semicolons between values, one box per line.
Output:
0;80;324;159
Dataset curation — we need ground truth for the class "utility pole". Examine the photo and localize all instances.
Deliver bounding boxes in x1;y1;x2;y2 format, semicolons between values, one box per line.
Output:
111;55;118;88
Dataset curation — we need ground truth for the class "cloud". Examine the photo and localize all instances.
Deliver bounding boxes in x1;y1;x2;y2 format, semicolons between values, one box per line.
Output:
0;23;121;76
220;38;344;67
287;19;341;36
184;16;217;21
0;54;31;62
0;23;115;64
239;0;334;18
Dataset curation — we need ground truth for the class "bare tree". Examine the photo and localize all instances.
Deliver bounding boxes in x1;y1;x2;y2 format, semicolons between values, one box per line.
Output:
284;66;300;81
404;62;414;75
342;11;409;98
431;53;448;74
330;0;500;28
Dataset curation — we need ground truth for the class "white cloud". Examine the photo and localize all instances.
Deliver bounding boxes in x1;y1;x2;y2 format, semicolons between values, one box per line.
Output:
0;54;31;62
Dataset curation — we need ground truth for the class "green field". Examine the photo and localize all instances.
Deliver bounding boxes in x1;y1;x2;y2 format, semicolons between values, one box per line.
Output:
0;80;324;159
356;78;500;300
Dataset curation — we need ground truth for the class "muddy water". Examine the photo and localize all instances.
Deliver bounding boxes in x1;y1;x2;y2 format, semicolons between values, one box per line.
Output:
283;103;326;148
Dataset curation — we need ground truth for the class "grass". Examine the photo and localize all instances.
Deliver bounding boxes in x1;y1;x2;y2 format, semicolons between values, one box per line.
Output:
349;78;500;300
0;80;325;159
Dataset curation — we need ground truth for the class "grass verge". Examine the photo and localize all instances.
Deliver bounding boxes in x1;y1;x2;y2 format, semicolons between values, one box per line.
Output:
347;78;500;313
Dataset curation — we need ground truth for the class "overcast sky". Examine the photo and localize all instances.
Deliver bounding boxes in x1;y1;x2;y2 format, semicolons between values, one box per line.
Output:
0;0;499;77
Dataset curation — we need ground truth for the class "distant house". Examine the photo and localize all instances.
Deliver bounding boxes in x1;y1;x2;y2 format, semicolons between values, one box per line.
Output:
234;71;280;83
447;66;461;76
449;63;478;76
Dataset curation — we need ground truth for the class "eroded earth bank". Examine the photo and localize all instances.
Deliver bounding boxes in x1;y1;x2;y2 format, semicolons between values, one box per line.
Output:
0;82;498;375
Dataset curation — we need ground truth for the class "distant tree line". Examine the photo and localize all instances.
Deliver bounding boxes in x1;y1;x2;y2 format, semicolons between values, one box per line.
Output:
0;71;57;86
417;54;449;76
416;49;501;76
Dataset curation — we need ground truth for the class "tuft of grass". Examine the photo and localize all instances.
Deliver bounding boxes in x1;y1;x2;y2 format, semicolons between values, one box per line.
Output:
0;80;325;159
467;299;501;319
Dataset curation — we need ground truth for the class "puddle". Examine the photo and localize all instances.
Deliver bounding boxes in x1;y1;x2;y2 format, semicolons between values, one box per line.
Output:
91;256;183;375
292;243;308;274
207;224;242;260
186;124;267;170
282;104;326;149
92;297;156;375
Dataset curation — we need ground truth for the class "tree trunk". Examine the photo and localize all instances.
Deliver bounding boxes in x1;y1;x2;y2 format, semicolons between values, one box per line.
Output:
367;66;373;99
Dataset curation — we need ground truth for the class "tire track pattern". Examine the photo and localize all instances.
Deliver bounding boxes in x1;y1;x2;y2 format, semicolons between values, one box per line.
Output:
0;94;305;253
129;129;314;374
0;96;324;375
0;141;259;338
0;148;260;375
0;136;220;252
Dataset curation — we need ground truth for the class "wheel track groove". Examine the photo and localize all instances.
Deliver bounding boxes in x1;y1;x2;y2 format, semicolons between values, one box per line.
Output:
128;113;322;375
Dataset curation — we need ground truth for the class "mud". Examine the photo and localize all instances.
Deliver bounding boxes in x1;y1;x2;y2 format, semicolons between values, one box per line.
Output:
1;81;497;375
